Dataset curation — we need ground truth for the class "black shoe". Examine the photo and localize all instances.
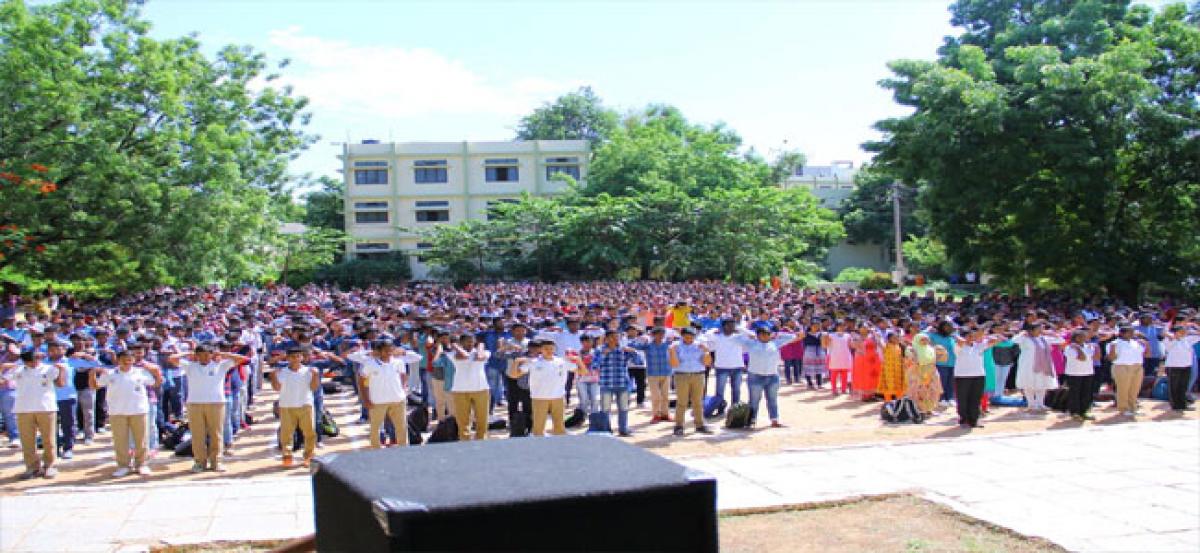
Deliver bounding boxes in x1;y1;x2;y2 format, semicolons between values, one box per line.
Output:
673;427;685;437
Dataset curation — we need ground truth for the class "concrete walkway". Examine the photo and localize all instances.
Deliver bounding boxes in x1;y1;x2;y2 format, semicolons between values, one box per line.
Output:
2;419;1197;552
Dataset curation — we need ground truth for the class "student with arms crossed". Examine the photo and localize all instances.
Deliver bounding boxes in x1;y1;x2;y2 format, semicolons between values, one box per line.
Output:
513;339;586;436
90;349;162;476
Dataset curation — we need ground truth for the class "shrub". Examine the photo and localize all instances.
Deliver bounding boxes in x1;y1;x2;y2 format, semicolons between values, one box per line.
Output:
834;267;875;283
859;272;897;290
311;253;412;288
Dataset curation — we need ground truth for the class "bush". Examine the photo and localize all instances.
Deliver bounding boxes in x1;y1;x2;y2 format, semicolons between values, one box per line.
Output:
859;272;897;290
311;253;412;288
834;267;875;283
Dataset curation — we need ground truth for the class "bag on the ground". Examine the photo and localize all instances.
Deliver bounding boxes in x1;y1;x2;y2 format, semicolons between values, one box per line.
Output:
703;395;727;419
427;416;459;443
173;436;193;457
407;404;430;434
724;402;752;429
1151;377;1169;401
880;398;925;424
319;408;339;437
1138;375;1158;399
1046;387;1070;412
587;411;612;434
488;416;508;431
321;381;343;395
407;424;424;446
565;408;586;429
991;395;1027;408
162;423;189;450
406;392;426;406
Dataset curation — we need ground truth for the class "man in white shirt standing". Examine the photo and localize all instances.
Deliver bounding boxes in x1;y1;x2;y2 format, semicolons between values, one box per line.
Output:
168;345;249;473
1107;325;1149;417
349;340;420;448
448;334;492;441
90;349;162;477
269;347;319;466
1162;323;1200;412
513;340;585;437
704;319;749;406
4;351;67;479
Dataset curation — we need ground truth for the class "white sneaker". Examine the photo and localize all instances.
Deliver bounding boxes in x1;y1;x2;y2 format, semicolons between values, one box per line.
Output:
112;467;131;478
136;466;152;476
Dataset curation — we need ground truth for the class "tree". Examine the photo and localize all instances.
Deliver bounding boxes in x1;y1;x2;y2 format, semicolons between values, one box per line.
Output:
867;0;1200;300
303;176;345;231
279;226;347;286
416;219;497;283
768;149;807;186
839;163;925;250
902;235;950;279
515;86;619;146
0;0;313;290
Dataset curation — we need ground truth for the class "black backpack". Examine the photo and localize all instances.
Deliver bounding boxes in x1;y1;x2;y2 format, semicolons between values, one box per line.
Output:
881;398;925;424
162;423;189;450
174;436;194;457
407;424;424;446
724;402;752;429
407;405;430;434
488;416;508;431
427;416;459;443
564;408;586;429
586;412;612;434
321;381;343;395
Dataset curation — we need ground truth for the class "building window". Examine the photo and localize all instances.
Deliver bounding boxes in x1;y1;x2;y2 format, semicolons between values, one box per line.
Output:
416;210;450;222
416;242;433;263
414;160;448;184
354;169;388;185
415;200;450;208
354;161;388;167
353;201;389;209
355;211;389;224
485;158;519;182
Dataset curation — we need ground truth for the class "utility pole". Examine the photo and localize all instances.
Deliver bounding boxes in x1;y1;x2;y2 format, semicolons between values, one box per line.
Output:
891;181;906;286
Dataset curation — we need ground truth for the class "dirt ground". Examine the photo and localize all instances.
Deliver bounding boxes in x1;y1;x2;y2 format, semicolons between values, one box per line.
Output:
2;380;1196;493
719;495;1064;553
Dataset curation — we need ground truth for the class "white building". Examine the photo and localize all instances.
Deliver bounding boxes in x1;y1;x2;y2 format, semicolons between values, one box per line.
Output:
784;161;891;277
341;140;589;279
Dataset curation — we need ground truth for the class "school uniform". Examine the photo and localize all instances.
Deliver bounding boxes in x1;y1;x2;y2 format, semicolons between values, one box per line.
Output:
181;359;235;469
1163;336;1199;410
276;365;316;459
953;342;988;426
1108;339;1146;414
523;357;571;436
449;349;491;441
95;368;155;469
1063;343;1096;417
13;363;60;474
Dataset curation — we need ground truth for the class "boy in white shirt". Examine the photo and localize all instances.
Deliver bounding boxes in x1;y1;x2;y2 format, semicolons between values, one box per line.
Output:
349;340;421;448
1107;326;1149;417
167;344;250;473
90;349;162;476
3;351;66;479
1063;330;1098;421
1162;323;1200;412
513;340;585;437
269;347;319;467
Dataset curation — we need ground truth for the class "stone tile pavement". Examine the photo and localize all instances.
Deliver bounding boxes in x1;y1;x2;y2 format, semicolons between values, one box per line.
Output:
2;419;1197;552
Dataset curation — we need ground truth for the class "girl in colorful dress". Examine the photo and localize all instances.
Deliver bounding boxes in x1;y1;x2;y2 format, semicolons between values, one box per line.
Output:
850;323;882;401
823;320;854;396
905;334;945;415
877;332;906;401
801;321;827;389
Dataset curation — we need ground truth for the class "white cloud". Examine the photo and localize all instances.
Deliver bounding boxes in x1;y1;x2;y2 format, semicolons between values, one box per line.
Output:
265;27;579;119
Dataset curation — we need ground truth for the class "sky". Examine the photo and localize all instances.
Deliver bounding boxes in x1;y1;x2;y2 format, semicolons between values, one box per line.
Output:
137;0;1174;187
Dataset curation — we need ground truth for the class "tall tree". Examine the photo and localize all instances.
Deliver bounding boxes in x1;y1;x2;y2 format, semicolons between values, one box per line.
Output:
839;163;926;250
515;86;618;146
0;0;313;289
867;0;1199;300
303;175;345;231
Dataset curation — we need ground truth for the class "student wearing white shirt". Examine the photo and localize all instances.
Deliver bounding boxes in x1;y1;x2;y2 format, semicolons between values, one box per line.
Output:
1162;324;1200;412
168;345;249;473
704;319;749;406
4;351;67;479
953;327;1001;429
90;350;162;477
513;340;585;436
1107;326;1149;417
269;348;319;466
1062;330;1097;421
448;334;491;441
350;340;421;448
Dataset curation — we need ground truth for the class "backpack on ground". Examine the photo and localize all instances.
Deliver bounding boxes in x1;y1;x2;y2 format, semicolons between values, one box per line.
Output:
427;416;459;443
406;392;426;406
1045;387;1070;412
587;411;612;434
991;395;1027;408
407;424;424;446
321;381;343;395
703;395;727;419
565;408;586;429
407;404;430;434
880;398;925;424
488;416;508;431
319;408;339;437
174;436;193;458
162;423;189;450
724;402;752;429
1151;377;1169;401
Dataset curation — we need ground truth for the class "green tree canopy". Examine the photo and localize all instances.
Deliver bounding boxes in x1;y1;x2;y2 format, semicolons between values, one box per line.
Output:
867;0;1200;300
839;163;926;249
0;0;313;290
302;175;345;231
514;86;618;146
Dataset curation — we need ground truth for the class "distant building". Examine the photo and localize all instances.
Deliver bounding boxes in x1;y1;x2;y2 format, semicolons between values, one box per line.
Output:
784;161;890;278
341;140;589;279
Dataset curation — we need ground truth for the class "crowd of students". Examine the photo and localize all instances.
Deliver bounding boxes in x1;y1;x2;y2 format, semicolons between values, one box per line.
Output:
0;282;1196;480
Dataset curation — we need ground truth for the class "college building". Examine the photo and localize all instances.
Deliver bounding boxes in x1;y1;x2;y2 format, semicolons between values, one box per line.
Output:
784;161;891;277
341;140;590;279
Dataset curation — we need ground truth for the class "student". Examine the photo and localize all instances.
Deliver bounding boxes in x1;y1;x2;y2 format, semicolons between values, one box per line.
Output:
499;325;532;437
952;327;1001;428
429;331;453;422
269;347;319;467
822;321;853;396
1161;323;1199;412
6;351;67;478
1063;330;1097;421
987;336;1018;400
350;340;420;448
705;319;749;406
592;330;642;437
669;327;713;436
740;327;799;428
1014;323;1064;413
905;334;944;416
1107;325;1148;417
90;349;161;476
168;344;249;473
926;321;958;404
513;340;585;436
849;323;882;401
630;327;673;422
801;321;827;389
574;335;600;414
45;343;77;460
449;334;491;441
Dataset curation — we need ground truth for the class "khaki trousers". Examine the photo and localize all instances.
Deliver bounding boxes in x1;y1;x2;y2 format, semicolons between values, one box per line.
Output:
531;398;566;436
280;405;317;458
368;402;408;448
17;412;56;472
648;376;671;417
452;391;490;441
111;414;148;468
431;378;452;420
188;402;225;469
1112;364;1143;413
673;373;706;429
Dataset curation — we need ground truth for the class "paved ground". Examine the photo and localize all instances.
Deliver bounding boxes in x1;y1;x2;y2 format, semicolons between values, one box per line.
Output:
2;419;1196;552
